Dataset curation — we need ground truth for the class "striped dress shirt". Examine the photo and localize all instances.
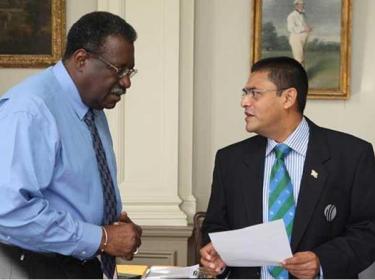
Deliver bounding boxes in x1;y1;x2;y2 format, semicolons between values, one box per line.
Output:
261;117;309;279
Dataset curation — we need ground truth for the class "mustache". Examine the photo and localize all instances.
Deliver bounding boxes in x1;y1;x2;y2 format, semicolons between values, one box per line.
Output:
111;86;126;96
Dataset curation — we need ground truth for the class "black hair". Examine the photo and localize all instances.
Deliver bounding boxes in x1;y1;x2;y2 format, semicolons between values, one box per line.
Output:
251;56;308;114
63;11;137;59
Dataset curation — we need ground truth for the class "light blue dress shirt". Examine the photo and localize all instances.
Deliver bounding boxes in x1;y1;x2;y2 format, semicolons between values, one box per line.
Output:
0;61;121;259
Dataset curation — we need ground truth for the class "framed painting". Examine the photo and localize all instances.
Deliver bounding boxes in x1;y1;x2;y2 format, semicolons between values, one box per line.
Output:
0;0;65;68
252;0;352;99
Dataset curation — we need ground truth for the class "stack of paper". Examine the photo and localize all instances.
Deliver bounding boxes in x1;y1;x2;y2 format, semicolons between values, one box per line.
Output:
117;264;148;279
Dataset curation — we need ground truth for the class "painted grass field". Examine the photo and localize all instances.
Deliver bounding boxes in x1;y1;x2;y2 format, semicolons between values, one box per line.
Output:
262;50;340;89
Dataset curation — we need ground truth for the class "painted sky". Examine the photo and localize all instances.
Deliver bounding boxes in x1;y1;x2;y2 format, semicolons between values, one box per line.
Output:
262;0;342;42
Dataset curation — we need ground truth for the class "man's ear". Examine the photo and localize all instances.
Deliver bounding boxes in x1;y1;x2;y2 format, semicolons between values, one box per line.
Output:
71;49;88;70
283;88;298;110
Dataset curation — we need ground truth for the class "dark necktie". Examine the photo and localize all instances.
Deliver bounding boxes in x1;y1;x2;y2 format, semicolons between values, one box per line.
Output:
84;109;116;278
268;144;295;279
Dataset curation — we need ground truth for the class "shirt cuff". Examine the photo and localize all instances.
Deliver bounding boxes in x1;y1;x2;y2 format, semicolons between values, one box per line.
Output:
318;265;324;279
72;222;102;260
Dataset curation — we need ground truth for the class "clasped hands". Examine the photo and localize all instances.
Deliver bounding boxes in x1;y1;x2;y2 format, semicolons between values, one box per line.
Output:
200;242;320;279
100;212;142;260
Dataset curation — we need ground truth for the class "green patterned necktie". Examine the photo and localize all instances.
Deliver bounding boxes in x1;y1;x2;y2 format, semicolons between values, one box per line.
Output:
268;144;295;279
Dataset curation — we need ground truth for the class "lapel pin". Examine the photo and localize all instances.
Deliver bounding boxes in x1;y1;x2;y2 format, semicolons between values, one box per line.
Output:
311;169;318;179
324;204;337;222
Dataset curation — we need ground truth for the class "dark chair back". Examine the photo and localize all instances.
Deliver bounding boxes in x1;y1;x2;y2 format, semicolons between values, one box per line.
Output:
192;211;206;264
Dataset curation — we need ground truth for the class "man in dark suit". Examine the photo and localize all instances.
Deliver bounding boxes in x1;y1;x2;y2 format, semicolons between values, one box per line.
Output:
200;56;375;279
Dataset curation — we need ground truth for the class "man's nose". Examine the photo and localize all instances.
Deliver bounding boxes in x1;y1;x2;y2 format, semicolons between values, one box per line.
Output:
119;75;131;89
241;95;253;107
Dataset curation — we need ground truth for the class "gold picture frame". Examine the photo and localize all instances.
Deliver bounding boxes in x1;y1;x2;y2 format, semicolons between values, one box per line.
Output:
0;0;65;68
252;0;351;99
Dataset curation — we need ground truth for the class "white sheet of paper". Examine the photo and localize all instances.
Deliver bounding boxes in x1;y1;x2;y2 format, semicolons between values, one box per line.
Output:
145;264;200;279
208;219;293;267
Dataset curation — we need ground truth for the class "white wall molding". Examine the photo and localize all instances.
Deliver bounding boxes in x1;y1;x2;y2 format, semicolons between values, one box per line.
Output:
97;0;126;15
178;0;196;224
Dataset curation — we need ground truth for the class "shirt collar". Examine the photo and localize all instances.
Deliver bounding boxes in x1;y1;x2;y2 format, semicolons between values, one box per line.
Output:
52;60;89;120
266;117;310;157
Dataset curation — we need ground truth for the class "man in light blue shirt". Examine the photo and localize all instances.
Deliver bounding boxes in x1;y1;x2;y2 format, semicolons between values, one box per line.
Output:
0;11;141;279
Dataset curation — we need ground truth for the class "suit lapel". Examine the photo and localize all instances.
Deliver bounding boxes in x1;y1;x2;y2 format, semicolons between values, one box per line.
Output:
242;136;267;226
291;119;331;252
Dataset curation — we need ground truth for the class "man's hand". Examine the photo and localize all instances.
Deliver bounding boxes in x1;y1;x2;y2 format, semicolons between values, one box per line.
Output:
119;211;142;237
119;211;132;223
305;26;312;33
282;251;320;279
101;213;142;260
200;242;226;277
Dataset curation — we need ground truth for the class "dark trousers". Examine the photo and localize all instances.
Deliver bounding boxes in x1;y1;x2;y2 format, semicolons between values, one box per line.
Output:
0;243;103;279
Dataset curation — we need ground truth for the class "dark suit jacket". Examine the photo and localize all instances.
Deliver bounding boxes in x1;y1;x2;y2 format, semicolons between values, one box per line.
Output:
202;119;375;279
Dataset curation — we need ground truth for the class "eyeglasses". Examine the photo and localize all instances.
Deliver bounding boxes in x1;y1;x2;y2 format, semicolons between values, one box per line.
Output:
84;49;137;80
241;87;289;100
